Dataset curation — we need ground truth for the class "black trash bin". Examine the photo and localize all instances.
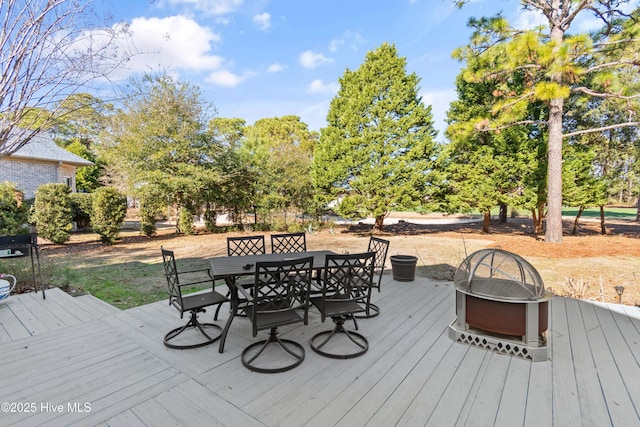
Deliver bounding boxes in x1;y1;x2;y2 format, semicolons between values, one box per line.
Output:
390;255;418;282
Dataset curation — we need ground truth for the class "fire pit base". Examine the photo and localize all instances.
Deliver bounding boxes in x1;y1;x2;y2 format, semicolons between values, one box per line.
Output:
448;321;548;362
450;289;551;362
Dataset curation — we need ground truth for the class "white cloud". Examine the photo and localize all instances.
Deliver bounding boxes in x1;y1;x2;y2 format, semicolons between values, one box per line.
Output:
253;12;271;31
299;50;333;69
267;63;285;73
420;89;457;140
328;31;365;52
206;70;244;87
308;79;338;94
299;101;330;131
329;38;344;53
118;16;223;77
161;0;244;15
513;9;547;30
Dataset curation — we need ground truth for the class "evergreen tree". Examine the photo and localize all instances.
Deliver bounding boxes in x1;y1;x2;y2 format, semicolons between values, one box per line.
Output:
454;1;640;242
444;64;546;233
313;43;438;232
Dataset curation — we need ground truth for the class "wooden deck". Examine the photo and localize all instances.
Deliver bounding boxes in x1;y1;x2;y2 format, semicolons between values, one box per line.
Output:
1;275;639;426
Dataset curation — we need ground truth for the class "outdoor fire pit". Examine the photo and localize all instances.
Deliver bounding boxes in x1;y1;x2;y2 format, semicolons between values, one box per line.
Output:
448;248;551;361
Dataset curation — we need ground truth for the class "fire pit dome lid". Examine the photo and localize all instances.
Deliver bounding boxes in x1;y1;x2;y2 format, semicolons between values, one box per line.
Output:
454;248;546;301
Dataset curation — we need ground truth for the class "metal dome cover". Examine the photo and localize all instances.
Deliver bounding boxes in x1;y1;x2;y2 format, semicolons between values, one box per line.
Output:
454;248;546;301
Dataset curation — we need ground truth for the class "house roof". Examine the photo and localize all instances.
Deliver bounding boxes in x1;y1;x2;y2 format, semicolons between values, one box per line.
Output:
7;132;94;167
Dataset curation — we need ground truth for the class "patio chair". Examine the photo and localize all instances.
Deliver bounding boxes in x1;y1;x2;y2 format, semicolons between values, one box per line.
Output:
219;235;267;318
270;232;306;254
240;256;313;373
310;252;375;359
355;236;390;319
161;247;228;349
227;235;266;256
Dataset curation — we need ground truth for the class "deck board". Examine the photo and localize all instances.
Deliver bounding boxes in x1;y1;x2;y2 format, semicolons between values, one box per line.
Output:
550;297;583;427
493;356;531;426
0;275;639;426
581;301;639;424
455;352;510;427
565;297;613;427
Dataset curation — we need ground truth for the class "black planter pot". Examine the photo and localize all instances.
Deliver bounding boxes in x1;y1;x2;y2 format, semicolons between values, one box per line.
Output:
390;255;418;282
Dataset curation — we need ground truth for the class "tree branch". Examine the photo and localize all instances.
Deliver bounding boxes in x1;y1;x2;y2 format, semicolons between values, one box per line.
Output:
572;86;640;100
476;119;545;132
563;121;640;139
585;59;640;73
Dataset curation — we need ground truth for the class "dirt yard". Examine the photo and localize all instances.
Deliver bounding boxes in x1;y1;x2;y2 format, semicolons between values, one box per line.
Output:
39;212;640;307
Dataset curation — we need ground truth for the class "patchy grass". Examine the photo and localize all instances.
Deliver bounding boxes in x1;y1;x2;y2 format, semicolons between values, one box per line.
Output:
4;214;639;309
562;207;636;219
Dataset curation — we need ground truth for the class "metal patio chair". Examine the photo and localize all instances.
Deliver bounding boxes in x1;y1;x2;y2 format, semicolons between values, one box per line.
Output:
161;247;228;349
227;235;266;257
355;236;390;319
240;256;313;373
270;232;306;254
310;252;375;359
219;235;267;318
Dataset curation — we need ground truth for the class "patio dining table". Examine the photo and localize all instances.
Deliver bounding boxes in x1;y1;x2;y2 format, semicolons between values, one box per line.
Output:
209;250;336;353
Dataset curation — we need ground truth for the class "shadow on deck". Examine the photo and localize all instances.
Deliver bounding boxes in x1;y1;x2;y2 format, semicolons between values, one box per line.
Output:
0;275;639;426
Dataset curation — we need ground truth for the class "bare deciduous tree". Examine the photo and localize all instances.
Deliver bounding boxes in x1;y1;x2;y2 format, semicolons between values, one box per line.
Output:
0;0;131;157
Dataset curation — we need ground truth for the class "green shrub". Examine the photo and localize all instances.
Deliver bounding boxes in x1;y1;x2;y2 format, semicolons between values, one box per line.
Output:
91;187;127;245
0;182;29;235
139;201;158;236
138;187;163;237
178;206;194;235
70;192;93;229
204;209;217;232
30;183;73;244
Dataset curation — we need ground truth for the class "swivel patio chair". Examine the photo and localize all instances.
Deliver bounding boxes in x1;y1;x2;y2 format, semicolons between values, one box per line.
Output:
240;256;313;373
227;235;266;257
270;232;306;254
216;235;267;318
310;252;375;359
355;236;390;319
161;247;228;349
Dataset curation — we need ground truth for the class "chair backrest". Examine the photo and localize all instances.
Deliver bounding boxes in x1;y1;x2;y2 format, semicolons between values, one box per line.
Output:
319;252;375;319
161;247;182;306
270;232;306;254
248;257;314;335
227;235;266;256
368;237;390;288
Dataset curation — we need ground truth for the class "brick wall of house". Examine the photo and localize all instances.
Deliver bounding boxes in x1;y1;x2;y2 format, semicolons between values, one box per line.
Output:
0;158;77;199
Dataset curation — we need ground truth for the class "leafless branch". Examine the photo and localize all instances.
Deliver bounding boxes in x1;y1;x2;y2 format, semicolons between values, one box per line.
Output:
0;0;135;157
563;121;640;138
475;119;545;132
584;59;640;73
572;86;640;100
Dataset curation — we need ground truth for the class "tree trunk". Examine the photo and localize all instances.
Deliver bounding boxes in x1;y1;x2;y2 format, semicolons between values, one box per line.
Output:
532;203;545;236
544;23;565;243
373;215;385;233
600;205;607;235
482;211;491;233
571;206;584;235
498;203;507;223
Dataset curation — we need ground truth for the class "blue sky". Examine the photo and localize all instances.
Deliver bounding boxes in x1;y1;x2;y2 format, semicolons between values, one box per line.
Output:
93;0;628;140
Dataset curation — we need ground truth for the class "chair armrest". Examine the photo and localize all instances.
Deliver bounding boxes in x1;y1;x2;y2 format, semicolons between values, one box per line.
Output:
236;285;254;302
177;278;215;288
177;267;211;275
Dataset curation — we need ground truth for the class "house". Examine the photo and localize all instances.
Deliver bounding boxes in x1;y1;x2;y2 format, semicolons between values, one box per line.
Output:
0;132;93;199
